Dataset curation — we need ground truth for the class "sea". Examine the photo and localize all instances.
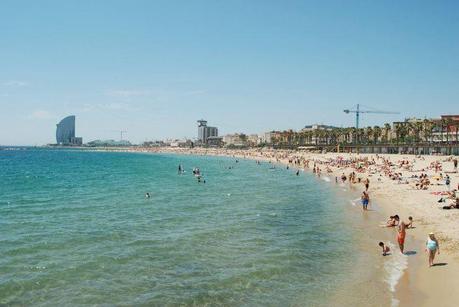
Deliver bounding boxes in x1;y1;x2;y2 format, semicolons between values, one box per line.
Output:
0;148;401;306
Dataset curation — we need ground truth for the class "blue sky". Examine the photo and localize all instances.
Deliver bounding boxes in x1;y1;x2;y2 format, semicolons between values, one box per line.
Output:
1;0;458;145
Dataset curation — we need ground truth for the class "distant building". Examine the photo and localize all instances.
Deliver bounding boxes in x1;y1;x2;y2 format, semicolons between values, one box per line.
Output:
197;119;218;145
247;134;261;146
168;139;193;148
223;133;247;147
206;136;223;147
86;139;131;147
429;115;459;143
301;124;337;132
301;124;338;145
70;137;83;146
56;115;83;145
143;141;165;147
261;131;281;144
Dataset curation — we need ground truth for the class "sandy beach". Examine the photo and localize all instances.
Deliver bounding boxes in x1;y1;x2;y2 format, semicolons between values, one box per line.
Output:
99;146;459;306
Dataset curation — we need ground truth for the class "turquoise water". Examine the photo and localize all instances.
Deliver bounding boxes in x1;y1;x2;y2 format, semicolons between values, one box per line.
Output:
1;149;358;306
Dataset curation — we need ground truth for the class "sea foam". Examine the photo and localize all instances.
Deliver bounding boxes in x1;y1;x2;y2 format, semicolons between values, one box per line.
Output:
384;242;408;306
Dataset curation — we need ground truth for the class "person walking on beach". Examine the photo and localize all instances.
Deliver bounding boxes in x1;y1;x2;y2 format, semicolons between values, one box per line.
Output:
453;158;458;173
426;232;440;267
397;221;407;254
361;191;369;210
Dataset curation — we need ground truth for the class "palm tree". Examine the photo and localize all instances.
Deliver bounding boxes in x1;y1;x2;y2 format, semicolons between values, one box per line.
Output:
415;122;423;144
373;126;382;144
394;122;408;145
440;119;448;144
383;123;391;143
445;118;454;145
454;122;459;144
365;127;374;144
407;122;423;144
423;119;435;144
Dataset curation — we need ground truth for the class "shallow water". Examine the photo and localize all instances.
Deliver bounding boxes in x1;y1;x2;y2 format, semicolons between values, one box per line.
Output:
1;149;387;305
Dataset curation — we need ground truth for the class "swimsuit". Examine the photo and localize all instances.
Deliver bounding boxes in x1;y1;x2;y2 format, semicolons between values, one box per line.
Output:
397;231;406;245
427;239;437;251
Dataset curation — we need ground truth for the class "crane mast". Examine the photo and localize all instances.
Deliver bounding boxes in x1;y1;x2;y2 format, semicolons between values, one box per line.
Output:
343;104;399;128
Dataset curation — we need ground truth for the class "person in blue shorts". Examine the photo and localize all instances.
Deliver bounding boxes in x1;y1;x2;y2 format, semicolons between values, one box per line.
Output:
361;191;369;210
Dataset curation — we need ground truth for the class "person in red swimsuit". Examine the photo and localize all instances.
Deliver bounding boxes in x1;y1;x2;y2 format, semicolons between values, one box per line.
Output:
397;221;406;254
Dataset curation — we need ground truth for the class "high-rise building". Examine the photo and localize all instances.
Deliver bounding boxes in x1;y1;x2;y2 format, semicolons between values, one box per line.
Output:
197;119;218;144
56;115;83;145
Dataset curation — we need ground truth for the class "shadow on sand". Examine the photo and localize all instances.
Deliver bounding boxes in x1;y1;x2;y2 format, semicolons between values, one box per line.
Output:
432;262;448;267
404;251;417;256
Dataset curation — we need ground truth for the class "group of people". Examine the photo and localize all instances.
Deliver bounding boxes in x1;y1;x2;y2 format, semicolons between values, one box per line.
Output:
379;214;441;267
380;215;412;253
414;173;431;189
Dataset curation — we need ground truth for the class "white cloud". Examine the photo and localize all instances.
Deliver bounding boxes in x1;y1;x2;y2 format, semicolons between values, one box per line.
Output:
28;110;53;120
3;80;29;87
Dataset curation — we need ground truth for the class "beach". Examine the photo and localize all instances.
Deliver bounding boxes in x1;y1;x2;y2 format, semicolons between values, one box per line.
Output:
107;146;459;306
2;147;459;306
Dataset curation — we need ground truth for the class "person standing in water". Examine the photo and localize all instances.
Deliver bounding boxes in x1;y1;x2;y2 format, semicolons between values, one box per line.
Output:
361;191;369;210
379;242;390;256
397;221;407;254
426;232;440;267
364;178;370;191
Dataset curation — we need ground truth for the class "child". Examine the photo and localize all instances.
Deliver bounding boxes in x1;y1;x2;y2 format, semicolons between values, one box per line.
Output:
379;242;390;256
406;216;414;228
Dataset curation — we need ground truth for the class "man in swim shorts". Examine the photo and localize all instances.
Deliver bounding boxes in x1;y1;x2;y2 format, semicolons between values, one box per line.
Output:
361;191;369;210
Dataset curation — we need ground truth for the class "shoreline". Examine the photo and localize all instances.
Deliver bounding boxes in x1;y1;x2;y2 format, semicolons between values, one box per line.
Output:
129;148;459;306
41;146;459;305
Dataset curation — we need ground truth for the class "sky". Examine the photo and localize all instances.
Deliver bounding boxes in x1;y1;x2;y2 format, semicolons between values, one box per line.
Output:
1;0;458;145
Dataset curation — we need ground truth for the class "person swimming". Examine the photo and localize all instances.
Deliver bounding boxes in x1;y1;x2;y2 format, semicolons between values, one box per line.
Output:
145;192;151;198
